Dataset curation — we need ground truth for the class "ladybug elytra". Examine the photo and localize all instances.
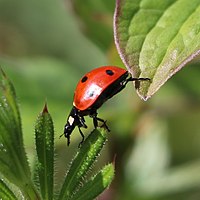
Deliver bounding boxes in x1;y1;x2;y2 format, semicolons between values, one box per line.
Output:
63;66;149;146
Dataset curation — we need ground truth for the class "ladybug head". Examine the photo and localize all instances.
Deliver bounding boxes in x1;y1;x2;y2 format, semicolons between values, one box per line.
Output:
63;107;87;146
64;122;76;145
64;108;78;145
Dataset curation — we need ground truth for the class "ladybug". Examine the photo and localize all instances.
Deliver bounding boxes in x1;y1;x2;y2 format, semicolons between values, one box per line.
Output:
63;66;149;146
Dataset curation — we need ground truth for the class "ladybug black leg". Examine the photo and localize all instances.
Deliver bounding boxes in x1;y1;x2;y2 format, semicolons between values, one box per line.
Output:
78;126;85;148
125;77;150;86
124;77;150;89
79;116;87;129
96;117;110;132
61;124;72;146
92;115;98;128
63;129;71;146
91;114;110;132
67;135;70;146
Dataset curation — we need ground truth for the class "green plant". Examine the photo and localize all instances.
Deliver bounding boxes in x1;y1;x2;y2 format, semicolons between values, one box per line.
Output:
0;70;114;199
114;0;200;99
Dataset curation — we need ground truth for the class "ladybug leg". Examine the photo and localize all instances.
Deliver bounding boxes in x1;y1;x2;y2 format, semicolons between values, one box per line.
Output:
92;115;98;128
125;77;150;86
124;77;150;89
96;117;110;132
78;126;85;148
66;135;70;146
77;116;87;147
79;116;87;129
63;127;72;146
91;112;110;132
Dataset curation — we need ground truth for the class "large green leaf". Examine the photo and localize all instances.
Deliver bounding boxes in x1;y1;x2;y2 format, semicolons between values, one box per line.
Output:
0;70;40;199
114;0;200;99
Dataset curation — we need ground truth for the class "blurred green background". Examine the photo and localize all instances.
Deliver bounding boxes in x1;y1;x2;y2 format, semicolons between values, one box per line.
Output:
1;0;200;199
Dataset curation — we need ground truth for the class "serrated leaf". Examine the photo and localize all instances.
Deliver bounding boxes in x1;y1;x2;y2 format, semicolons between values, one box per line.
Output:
58;128;108;200
70;163;115;200
0;70;40;199
35;104;54;200
114;0;200;99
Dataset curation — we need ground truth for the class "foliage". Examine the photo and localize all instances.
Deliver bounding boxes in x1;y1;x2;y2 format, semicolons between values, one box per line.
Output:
0;71;114;199
0;0;200;200
114;0;200;99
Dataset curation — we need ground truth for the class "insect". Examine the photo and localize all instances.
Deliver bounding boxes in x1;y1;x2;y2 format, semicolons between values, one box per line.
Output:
63;66;149;146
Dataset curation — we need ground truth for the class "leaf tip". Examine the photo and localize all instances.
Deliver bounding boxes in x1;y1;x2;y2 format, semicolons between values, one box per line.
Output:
42;102;48;113
138;93;151;101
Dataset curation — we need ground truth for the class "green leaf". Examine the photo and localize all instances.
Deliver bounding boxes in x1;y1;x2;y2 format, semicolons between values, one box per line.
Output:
35;104;54;200
114;0;200;100
58;128;108;200
0;70;40;199
0;179;18;200
70;163;115;200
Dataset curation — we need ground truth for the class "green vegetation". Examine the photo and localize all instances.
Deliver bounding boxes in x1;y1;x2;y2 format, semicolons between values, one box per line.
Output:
0;0;200;199
0;71;114;199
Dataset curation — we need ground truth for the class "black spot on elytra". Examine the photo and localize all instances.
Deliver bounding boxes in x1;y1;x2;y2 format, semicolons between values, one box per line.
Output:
81;76;88;83
106;69;114;76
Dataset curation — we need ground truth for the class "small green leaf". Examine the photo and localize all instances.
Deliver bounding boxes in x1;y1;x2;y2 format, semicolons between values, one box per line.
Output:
35;104;54;200
0;70;40;199
58;128;108;200
70;163;115;200
114;0;200;99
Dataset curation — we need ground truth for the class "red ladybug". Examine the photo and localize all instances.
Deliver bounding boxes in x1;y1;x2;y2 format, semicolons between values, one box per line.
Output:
64;66;149;146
